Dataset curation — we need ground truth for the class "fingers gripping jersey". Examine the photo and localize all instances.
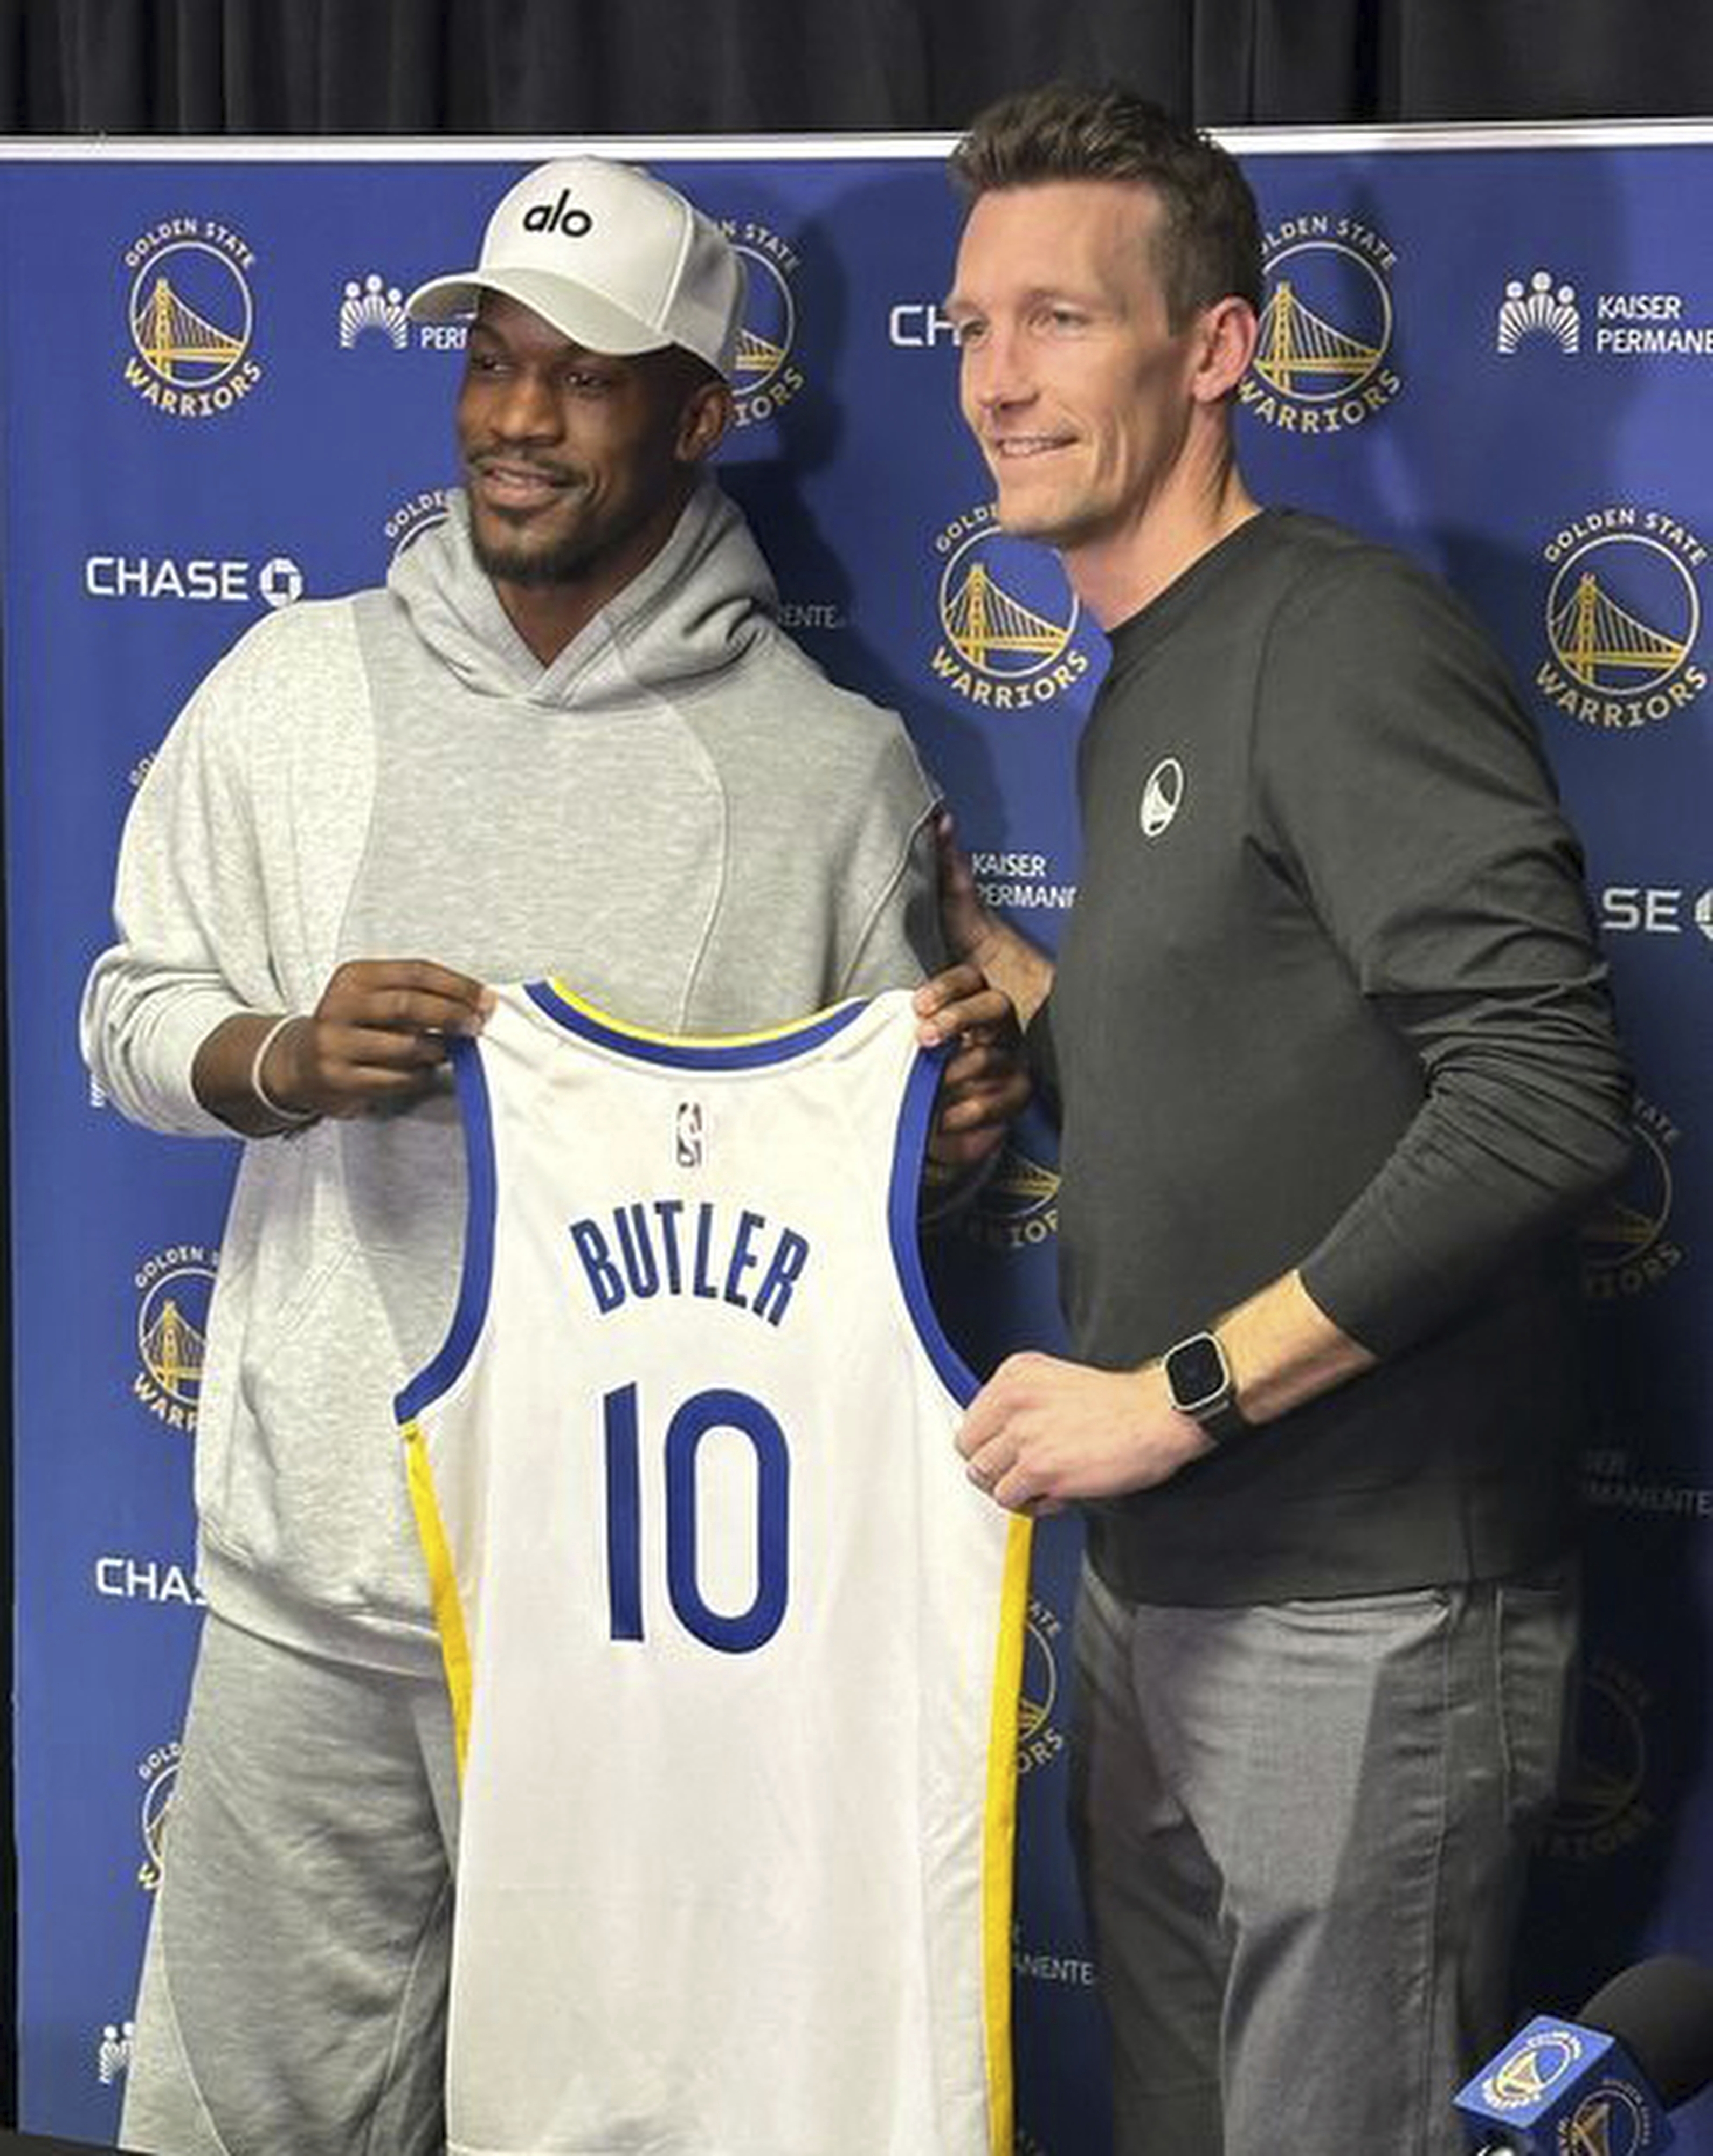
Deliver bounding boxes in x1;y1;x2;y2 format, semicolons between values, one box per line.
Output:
396;983;1030;2156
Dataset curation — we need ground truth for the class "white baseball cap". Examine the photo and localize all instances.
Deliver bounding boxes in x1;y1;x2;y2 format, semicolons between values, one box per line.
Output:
407;156;745;378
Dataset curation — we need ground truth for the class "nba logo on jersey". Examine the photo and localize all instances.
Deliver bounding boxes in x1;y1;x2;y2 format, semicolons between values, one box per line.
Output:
396;980;1030;2156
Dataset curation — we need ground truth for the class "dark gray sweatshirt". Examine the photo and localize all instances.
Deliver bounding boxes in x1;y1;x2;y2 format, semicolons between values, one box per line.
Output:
1038;510;1633;1602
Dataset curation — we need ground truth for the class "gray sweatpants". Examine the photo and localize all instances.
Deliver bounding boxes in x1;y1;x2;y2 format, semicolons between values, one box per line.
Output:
1071;1557;1579;2156
121;1614;460;2156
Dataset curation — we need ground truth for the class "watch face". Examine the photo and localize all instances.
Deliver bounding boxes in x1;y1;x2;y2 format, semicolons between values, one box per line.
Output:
1166;1333;1228;1414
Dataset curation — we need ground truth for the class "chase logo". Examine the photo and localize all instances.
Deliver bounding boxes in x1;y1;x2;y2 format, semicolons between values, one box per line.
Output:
134;1245;217;1433
1497;270;1582;355
1483;2028;1584;2110
123;217;263;418
929;504;1092;710
135;1738;180;1892
1538;508;1708;729
962;1140;1060;1254
522;188;594;239
1018;1595;1066;1776
1581;1097;1682;1300
85;553;302;609
1545;1656;1656;1864
339;271;409;350
1241;213;1401;436
723;218;805;428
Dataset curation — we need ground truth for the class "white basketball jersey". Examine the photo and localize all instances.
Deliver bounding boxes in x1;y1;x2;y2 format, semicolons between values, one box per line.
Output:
397;982;1031;2156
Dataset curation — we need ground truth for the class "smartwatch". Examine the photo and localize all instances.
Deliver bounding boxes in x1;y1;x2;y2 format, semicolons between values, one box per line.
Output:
1161;1330;1247;1445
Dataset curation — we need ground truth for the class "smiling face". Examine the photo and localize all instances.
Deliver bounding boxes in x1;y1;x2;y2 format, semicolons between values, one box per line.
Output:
455;292;728;651
948;179;1210;570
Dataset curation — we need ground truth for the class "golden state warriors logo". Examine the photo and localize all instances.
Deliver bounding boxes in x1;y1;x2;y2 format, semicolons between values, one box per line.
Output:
962;1139;1060;1254
134;1245;217;1433
722;219;805;429
1581;1099;1682;1300
1545;1655;1656;1863
136;1738;181;1891
929;505;1092;710
1484;2027;1585;2112
1241;213;1402;436
385;487;451;565
1018;1595;1066;1777
122;217;263;418
1560;2082;1655;2155
1538;509;1708;729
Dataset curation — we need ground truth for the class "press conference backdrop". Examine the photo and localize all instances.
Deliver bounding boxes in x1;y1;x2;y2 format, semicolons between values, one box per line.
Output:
3;129;1710;2151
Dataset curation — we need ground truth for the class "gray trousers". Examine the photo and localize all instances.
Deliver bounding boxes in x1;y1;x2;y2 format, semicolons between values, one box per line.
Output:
120;1614;460;2156
1070;1557;1579;2156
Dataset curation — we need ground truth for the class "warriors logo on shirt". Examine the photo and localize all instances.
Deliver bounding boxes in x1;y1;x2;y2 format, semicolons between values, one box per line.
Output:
962;1141;1060;1255
928;504;1093;711
1581;1098;1682;1300
135;1738;181;1891
1542;1655;1656;1864
720;217;806;430
133;1245;217;1433
122;216;263;418
1240;213;1402;436
1537;507;1708;730
1017;1594;1066;1777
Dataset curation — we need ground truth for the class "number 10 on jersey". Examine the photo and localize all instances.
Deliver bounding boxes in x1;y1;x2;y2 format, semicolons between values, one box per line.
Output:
602;1381;791;1654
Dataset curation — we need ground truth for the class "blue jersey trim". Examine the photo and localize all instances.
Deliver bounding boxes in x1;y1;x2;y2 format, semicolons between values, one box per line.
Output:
888;1045;980;1408
524;979;868;1070
395;1036;498;1425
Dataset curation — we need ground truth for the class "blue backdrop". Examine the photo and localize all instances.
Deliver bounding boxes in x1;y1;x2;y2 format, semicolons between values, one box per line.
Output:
3;128;1710;2151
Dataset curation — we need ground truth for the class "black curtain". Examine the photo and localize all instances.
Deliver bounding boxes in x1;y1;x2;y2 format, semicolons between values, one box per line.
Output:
2;0;1712;135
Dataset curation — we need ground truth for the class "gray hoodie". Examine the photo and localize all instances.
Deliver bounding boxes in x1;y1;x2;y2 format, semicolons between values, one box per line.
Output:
82;479;942;1670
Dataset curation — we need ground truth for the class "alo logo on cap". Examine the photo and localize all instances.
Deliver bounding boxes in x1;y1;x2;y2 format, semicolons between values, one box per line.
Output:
522;190;595;239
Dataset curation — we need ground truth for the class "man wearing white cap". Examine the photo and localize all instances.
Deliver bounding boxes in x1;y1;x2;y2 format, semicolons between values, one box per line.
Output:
84;156;1017;2156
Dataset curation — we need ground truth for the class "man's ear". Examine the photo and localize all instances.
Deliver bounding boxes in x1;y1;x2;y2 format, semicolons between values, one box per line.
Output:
678;378;734;464
1190;295;1259;405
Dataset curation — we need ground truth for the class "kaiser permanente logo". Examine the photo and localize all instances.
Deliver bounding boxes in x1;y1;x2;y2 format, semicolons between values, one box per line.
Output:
1537;508;1708;729
929;503;1092;709
720;217;806;429
123;216;262;417
1498;266;1713;357
1240;212;1402;436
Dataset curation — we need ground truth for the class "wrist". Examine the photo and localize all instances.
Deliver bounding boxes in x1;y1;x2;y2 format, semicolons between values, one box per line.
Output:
1158;1328;1248;1447
250;1015;316;1127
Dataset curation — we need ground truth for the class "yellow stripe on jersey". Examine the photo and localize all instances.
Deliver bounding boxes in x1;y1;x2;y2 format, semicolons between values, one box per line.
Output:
544;978;864;1051
982;1514;1034;2155
403;1420;474;1779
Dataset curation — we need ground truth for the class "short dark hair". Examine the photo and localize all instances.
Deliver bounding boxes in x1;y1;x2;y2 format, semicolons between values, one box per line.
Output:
950;83;1263;327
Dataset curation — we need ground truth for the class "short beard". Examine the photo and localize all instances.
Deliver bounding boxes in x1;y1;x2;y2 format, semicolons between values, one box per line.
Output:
468;514;599;589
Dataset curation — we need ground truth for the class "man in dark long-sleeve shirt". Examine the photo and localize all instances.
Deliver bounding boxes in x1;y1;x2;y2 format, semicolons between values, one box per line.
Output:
926;84;1633;2156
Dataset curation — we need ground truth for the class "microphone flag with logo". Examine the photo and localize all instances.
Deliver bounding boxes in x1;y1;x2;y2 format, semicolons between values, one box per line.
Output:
1454;1954;1713;2152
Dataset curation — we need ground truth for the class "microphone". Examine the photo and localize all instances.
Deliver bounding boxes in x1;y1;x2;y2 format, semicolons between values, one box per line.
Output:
1455;1954;1713;2152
